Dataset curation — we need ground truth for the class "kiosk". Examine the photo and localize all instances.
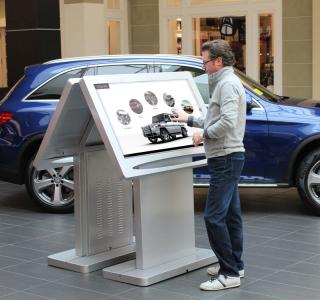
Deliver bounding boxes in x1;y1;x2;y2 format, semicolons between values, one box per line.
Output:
34;72;217;286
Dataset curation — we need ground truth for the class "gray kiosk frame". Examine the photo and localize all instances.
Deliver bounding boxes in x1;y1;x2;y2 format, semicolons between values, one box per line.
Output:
34;72;217;286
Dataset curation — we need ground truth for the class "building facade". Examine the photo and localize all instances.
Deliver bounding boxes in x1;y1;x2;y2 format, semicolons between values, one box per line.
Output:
0;0;318;99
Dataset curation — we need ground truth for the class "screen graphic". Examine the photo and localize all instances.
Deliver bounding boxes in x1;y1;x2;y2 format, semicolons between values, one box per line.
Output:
95;79;203;157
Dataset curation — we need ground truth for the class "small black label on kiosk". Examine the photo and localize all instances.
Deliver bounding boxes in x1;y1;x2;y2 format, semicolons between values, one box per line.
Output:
94;83;110;89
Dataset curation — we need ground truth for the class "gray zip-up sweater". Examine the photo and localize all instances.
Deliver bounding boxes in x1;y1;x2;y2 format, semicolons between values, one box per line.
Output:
187;66;246;158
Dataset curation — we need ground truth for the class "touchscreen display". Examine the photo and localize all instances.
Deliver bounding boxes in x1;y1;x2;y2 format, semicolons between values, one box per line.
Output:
95;79;203;157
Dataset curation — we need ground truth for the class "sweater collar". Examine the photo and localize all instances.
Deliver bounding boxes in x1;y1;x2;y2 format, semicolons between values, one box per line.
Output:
209;66;234;83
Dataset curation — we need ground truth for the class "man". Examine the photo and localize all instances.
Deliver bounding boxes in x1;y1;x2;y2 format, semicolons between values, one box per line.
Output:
172;39;246;291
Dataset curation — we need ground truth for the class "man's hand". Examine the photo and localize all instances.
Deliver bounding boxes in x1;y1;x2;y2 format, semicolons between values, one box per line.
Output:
192;131;203;146
171;108;188;123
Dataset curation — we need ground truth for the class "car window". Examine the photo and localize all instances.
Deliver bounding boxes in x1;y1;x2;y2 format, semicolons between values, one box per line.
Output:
26;68;85;101
235;69;281;103
156;64;209;104
97;64;149;75
0;76;25;104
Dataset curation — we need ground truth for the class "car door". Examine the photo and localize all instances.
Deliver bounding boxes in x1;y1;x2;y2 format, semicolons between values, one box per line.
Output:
242;91;269;183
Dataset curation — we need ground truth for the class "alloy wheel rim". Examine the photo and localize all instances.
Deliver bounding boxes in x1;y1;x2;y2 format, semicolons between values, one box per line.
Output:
32;166;74;207
307;160;320;205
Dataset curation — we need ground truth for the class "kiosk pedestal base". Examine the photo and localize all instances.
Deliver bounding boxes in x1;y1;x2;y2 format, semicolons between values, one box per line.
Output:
103;248;215;286
48;244;136;273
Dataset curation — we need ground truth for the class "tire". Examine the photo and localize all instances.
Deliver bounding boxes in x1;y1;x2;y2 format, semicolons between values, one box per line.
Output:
148;137;158;143
296;148;320;215
181;127;188;137
160;129;170;142
25;155;74;213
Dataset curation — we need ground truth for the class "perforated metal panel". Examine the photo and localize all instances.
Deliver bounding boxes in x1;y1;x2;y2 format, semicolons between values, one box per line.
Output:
76;149;133;256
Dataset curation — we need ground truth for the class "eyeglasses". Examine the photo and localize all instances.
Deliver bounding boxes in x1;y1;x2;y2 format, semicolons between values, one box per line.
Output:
202;57;220;67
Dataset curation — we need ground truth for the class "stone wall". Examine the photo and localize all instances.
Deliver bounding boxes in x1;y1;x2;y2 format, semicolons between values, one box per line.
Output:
283;0;312;98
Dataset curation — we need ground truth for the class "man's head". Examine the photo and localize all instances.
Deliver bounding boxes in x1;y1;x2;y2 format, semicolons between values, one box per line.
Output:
201;39;235;74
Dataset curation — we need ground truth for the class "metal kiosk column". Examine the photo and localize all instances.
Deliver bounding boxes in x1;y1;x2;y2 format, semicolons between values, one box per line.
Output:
34;72;217;286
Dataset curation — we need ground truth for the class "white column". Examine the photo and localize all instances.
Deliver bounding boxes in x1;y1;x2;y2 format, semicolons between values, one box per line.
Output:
313;0;320;99
60;0;106;58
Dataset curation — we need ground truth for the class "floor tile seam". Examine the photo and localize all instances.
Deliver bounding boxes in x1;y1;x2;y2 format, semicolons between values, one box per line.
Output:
213;276;288;300
244;262;293;272
0;244;51;256
244;224;294;234
0;213;36;222
151;285;220;300
285;257;320;268
14;235;75;248
44;280;120;298
4;221;75;233
244;247;316;260
244;226;320;250
0;257;30;269
0;266;68;283
50;274;139;297
300;253;320;265
281;267;320;279
243;232;286;240
0;283;19;294
37;232;74;243
103;286;147;298
22;281;70;298
245;214;310;227
273;236;320;248
279;229;320;238
253;217;320;227
4;290;56;300
243;253;298;264
0;291;21;299
0;230;49;240
0;258;50;271
243;222;306;231
244;244;317;256
279;254;318;272
261;278;320;292
0;225;62;236
0;220;33;227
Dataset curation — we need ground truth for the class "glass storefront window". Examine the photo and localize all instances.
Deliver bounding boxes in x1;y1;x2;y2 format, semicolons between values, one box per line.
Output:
107;20;120;54
107;0;120;9
166;0;181;6
192;16;246;73
168;18;182;54
191;0;239;4
259;14;274;91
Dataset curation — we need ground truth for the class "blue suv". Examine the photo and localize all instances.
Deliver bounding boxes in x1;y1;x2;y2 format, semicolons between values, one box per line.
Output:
1;54;320;214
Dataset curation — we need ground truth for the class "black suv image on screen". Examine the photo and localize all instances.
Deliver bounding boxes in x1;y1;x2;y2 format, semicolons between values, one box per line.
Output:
141;113;188;143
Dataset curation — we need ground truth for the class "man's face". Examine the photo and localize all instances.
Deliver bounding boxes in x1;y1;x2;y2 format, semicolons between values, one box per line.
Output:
202;50;223;74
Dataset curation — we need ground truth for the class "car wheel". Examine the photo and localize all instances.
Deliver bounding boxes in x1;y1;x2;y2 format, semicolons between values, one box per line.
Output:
160;129;170;142
296;148;320;215
181;127;188;137
25;155;74;213
148;137;158;143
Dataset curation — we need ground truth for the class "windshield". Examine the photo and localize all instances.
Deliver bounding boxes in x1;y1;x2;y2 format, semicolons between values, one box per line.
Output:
234;69;281;103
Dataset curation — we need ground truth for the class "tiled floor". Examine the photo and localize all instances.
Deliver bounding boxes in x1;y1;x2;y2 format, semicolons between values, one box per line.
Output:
0;181;319;300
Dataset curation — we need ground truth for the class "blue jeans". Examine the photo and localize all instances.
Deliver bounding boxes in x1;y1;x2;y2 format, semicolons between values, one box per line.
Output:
204;152;245;277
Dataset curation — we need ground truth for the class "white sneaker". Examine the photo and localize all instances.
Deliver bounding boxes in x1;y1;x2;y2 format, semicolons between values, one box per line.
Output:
207;265;244;278
200;274;240;291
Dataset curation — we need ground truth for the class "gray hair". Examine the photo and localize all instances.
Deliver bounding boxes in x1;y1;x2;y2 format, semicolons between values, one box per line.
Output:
201;39;235;66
